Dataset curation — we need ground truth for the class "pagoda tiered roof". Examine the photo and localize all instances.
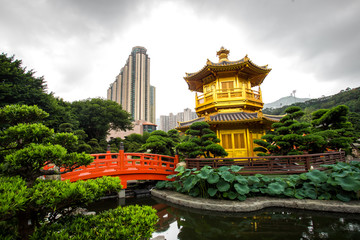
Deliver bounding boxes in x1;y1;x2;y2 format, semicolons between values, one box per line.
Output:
177;112;283;129
184;53;271;93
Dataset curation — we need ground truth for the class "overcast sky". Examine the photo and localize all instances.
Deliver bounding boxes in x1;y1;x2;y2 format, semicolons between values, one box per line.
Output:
1;0;359;118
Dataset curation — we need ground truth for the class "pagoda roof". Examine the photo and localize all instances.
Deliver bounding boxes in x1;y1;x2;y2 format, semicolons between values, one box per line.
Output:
184;52;271;93
177;112;282;129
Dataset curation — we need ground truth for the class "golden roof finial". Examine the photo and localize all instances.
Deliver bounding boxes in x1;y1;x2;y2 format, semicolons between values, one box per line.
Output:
216;47;230;63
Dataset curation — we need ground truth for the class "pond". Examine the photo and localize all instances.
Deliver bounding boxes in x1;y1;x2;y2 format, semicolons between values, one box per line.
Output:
87;194;360;240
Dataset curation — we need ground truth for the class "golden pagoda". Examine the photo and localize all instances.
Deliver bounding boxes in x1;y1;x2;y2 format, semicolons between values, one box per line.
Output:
177;47;282;158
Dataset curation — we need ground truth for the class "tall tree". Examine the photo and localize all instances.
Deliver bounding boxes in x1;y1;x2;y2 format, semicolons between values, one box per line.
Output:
0;53;77;131
70;98;133;141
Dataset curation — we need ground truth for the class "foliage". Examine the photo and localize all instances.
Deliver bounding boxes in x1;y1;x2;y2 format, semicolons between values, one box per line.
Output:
123;133;149;153
31;205;158;240
157;161;360;203
176;122;228;158
142;130;176;156
263;87;360;138
254;105;356;156
0;105;157;239
253;107;313;155
70;98;133;141
0;53;77;131
311;105;356;154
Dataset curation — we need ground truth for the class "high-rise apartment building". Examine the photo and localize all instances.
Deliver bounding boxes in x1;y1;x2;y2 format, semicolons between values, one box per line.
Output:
159;108;197;131
107;46;156;123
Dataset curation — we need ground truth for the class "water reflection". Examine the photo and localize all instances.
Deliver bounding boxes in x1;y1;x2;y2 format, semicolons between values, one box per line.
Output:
87;195;360;240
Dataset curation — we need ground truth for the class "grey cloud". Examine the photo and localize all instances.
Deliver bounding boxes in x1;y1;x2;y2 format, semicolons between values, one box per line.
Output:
185;0;360;84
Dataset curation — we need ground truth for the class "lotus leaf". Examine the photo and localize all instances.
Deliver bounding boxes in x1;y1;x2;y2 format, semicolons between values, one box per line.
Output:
166;174;177;179
237;195;247;201
335;176;360;191
305;170;328;185
294;189;306;199
352;172;360;180
201;165;212;170
228;191;238;200
300;173;307;180
255;174;264;178
208;187;218;197
234;183;250;195
230;165;243;173
165;181;174;188
336;193;351;202
183;175;199;192
197;168;211;179
191;168;198;171
331;171;348;178
267;182;285;195
283;188;294;197
303;187;317;199
247;176;260;184
189;187;200;197
221;171;235;183
235;175;247;185
260;176;272;183
318;192;331;200
174;182;183;192
182;169;192;178
156;181;166;189
207;172;220;184
175;165;185;173
218;166;230;172
216;179;231;192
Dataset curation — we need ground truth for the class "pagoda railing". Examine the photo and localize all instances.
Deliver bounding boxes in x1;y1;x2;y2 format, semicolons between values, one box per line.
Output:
196;88;262;106
185;151;345;174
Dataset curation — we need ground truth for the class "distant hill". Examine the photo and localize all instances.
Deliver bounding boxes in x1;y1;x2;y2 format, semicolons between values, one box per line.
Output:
263;87;360;115
264;96;311;109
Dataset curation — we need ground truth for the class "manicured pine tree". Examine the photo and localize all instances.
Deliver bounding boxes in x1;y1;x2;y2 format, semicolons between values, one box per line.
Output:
176;121;228;158
311;105;356;153
254;106;315;155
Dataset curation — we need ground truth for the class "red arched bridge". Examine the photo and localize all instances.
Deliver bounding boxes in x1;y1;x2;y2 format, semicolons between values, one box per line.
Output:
54;150;179;189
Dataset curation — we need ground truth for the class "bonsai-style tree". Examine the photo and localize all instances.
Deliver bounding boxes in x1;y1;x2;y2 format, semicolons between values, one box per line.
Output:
0;105;157;239
311;105;356;153
176;121;228;158
142;130;176;156
253;106;318;155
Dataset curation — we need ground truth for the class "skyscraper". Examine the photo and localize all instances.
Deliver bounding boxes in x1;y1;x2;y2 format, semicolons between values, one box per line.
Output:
107;46;155;123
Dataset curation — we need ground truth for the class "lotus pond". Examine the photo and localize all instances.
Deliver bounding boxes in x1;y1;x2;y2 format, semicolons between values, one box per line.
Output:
88;195;360;240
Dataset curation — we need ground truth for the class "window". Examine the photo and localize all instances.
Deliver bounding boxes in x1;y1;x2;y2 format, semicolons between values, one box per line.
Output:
234;133;245;149
221;134;232;149
221;81;234;90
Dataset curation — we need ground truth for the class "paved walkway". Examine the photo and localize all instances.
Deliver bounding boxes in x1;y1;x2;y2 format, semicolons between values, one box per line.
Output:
151;189;360;213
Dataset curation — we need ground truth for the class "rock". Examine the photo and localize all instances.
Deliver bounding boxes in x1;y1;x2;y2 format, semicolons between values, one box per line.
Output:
176;161;186;169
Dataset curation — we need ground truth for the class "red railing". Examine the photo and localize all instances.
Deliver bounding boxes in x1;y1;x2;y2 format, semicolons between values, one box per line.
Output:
48;150;179;189
185;151;345;174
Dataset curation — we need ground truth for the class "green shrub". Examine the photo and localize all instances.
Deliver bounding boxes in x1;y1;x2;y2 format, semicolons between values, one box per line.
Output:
31;205;158;240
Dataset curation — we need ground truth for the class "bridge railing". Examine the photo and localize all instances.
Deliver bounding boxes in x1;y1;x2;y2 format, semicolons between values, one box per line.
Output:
185;151;345;174
53;150;179;188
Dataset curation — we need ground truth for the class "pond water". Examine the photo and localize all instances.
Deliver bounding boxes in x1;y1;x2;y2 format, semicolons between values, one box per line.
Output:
87;195;360;240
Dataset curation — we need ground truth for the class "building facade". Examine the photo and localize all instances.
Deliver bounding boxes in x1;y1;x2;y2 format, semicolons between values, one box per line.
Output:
107;46;156;123
159;108;197;132
107;120;157;140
